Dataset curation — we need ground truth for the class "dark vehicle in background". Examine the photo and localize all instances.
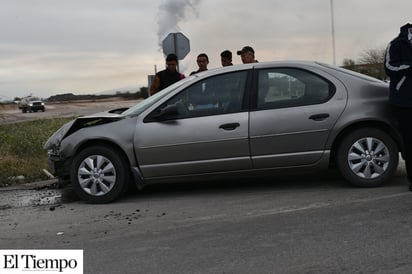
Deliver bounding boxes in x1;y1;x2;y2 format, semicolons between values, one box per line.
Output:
44;61;402;203
18;96;45;113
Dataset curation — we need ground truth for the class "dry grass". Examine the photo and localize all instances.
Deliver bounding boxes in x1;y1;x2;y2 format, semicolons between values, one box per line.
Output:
0;117;74;187
0;103;4;120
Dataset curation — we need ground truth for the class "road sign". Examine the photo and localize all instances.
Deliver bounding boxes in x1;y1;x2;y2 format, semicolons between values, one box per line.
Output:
162;32;190;60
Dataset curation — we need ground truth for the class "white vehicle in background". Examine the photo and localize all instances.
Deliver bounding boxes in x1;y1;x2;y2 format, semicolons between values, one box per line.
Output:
18;96;45;113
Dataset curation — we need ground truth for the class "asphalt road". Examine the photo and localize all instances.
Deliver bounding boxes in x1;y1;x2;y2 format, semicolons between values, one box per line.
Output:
1;164;411;274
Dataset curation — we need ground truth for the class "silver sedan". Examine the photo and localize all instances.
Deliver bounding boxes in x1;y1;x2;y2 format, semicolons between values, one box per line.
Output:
44;61;402;203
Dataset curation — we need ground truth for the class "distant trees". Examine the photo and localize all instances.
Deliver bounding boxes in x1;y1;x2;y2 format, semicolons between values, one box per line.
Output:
359;47;386;65
47;89;148;102
342;46;387;80
342;58;356;70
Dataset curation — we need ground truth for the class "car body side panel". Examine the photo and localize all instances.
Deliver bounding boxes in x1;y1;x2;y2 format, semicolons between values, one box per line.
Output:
325;80;399;147
249;73;347;168
59;117;138;166
134;112;251;177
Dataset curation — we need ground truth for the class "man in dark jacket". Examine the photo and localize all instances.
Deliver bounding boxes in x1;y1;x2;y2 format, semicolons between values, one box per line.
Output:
150;53;185;96
384;23;412;190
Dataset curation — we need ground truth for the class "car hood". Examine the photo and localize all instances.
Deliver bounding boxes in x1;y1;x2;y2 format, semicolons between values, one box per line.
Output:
44;109;126;150
66;110;126;136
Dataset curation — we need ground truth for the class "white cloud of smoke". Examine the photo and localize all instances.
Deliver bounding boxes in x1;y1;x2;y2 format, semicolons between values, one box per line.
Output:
156;0;202;47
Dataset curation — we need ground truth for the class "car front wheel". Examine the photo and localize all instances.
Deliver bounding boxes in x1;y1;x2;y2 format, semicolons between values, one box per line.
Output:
70;146;130;203
336;128;399;187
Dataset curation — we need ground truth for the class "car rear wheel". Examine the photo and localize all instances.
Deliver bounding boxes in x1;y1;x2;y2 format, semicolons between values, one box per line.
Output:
336;128;398;187
70;146;129;203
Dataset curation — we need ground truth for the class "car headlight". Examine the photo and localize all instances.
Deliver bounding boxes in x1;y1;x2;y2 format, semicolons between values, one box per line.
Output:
44;119;75;150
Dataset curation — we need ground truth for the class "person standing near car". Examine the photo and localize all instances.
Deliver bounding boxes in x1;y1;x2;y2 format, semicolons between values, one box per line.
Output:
220;50;233;66
384;23;412;191
237;46;258;64
190;53;209;75
150;53;185;96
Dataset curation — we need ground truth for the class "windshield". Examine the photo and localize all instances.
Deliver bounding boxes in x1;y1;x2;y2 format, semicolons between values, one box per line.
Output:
122;75;195;116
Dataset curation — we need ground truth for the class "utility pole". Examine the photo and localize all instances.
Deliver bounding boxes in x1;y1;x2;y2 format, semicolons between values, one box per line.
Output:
330;0;336;65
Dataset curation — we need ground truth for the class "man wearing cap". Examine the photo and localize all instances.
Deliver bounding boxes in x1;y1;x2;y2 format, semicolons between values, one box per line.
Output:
237;46;257;64
220;50;233;66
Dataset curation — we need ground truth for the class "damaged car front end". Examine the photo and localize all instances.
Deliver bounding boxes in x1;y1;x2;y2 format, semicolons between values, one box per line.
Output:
44;113;133;186
44;119;76;183
43;82;184;203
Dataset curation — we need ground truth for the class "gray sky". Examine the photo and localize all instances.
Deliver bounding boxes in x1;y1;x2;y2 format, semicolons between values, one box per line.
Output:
0;0;411;99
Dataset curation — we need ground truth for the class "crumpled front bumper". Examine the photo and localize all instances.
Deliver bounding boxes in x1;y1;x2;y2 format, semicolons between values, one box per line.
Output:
46;150;72;183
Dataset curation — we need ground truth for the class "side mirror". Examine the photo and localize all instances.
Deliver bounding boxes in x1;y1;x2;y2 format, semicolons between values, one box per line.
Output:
152;104;179;120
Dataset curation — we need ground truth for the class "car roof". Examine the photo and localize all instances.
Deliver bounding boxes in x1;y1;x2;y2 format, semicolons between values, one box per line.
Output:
191;60;322;77
191;60;384;84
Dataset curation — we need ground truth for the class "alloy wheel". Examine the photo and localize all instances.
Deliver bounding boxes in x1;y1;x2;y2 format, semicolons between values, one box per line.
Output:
347;137;390;179
77;155;116;196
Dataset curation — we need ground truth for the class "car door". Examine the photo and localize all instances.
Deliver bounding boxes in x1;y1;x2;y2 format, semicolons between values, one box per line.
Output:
134;70;252;178
249;67;347;168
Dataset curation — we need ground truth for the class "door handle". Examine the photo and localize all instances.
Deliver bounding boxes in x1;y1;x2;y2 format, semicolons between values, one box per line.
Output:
309;113;330;121
219;123;240;131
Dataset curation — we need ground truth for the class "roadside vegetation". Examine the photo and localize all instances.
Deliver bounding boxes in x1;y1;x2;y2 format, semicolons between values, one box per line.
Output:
0;103;4;120
0;117;74;187
342;46;387;80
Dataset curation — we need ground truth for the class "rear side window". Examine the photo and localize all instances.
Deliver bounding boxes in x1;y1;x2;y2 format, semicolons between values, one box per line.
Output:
257;68;334;110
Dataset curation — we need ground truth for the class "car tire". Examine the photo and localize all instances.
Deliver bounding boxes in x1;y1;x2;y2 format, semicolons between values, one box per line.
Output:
336;128;399;187
70;146;130;203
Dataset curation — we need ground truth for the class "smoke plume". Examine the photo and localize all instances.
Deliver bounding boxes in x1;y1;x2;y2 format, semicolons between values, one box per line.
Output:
157;0;202;48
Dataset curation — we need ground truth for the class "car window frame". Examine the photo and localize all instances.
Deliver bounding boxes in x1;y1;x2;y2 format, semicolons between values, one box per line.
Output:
250;67;336;111
122;76;195;117
144;70;252;123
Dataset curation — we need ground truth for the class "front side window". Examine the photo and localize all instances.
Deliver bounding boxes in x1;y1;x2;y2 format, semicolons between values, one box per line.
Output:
257;68;333;110
149;71;248;120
